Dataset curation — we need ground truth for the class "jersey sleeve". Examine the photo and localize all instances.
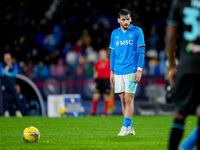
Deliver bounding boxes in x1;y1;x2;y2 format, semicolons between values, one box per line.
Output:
110;49;116;71
137;28;145;48
138;47;145;69
109;31;115;49
167;0;179;26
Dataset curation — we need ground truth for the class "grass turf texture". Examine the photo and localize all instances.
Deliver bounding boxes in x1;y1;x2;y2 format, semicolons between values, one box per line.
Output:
0;116;197;150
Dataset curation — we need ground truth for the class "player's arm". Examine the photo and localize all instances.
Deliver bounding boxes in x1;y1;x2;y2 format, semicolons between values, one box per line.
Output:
135;46;145;83
138;46;145;70
93;67;98;80
109;32;115;87
93;62;98;82
110;48;115;87
165;0;179;86
165;25;178;86
135;28;145;83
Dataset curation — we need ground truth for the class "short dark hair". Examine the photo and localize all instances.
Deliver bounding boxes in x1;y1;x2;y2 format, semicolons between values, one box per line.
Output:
118;9;131;17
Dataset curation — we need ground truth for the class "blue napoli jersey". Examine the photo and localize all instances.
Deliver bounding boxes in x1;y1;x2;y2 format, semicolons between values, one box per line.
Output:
109;24;145;75
0;63;18;77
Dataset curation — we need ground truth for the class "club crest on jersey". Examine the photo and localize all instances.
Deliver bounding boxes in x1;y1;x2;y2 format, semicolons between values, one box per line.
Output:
116;40;133;46
116;41;119;46
129;34;133;38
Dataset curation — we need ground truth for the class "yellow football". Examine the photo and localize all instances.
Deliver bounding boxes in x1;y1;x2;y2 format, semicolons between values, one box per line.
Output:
23;126;40;142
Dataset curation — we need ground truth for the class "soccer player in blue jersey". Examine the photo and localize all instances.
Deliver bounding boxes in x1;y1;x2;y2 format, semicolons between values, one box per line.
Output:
109;9;145;136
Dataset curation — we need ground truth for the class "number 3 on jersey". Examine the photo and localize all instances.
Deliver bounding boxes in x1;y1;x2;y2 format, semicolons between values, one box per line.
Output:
183;7;200;41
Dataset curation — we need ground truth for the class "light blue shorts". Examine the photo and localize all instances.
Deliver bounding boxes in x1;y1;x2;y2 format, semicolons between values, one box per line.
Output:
114;73;138;94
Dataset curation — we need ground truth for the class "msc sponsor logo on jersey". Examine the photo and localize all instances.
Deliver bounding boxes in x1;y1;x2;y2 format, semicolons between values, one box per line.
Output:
116;40;133;46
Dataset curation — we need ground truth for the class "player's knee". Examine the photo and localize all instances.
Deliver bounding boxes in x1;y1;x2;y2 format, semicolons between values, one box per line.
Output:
125;95;134;104
103;94;110;100
120;97;125;103
119;94;125;103
93;93;100;101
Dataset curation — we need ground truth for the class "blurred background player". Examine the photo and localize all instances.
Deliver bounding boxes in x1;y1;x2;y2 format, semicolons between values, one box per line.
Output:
15;84;28;116
0;53;22;117
91;49;110;115
110;9;145;136
166;0;200;149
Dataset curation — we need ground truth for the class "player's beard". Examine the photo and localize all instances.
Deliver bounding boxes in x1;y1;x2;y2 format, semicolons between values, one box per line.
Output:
122;23;130;30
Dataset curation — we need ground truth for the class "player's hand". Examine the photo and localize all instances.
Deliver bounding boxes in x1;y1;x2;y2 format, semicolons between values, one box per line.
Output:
169;67;176;87
134;70;142;83
110;71;115;88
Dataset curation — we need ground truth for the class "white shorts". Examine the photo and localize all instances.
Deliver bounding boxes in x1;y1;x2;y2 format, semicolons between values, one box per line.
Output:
114;73;138;94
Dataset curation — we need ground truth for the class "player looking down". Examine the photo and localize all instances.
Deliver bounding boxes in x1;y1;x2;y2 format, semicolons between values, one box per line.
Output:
109;9;145;136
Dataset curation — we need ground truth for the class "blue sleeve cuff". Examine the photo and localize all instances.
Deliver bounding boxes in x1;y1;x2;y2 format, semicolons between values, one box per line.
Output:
138;46;145;54
167;20;178;26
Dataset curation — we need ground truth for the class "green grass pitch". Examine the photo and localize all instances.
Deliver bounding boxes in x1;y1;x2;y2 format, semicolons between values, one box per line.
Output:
0;116;197;150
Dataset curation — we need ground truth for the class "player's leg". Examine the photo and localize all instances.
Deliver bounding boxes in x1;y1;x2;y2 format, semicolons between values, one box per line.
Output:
102;79;111;115
177;75;200;150
118;92;125;116
178;106;200;150
91;93;100;115
103;93;109;115
169;74;192;150
124;93;134;118
114;74;128;136
8;84;22;117
114;74;125;115
124;92;135;135
123;92;134;131
91;79;101;115
118;92;129;136
123;73;137;135
114;74;125;111
169;111;186;150
12;87;22;117
117;95;135;136
2;86;10;117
